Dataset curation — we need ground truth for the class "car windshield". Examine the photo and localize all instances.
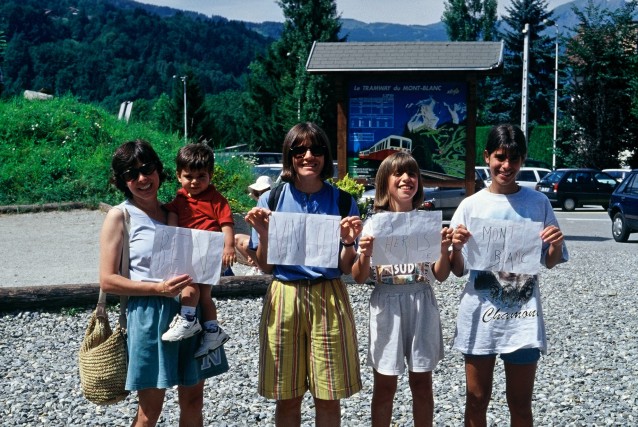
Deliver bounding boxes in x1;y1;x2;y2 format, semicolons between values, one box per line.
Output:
594;172;618;186
542;171;565;184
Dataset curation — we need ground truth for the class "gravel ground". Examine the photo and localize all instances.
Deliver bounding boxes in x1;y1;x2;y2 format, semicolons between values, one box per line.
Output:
1;210;637;425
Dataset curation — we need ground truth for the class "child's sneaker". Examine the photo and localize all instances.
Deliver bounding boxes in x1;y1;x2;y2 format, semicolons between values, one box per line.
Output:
161;314;202;342
194;328;230;358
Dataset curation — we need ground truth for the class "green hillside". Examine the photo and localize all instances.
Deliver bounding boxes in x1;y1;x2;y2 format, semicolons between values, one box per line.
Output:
0;96;256;211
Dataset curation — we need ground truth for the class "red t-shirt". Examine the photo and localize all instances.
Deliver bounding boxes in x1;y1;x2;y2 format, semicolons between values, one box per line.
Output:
164;185;234;232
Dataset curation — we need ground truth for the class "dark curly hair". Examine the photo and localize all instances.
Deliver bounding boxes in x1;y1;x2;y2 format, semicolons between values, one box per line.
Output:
110;139;167;198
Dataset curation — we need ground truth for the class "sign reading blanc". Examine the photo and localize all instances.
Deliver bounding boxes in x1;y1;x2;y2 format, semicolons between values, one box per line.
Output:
369;210;442;265
267;212;341;267
150;225;224;285
465;218;544;274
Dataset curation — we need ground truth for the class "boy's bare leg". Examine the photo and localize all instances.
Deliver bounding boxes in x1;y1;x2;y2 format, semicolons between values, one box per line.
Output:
180;284;200;308
199;284;216;322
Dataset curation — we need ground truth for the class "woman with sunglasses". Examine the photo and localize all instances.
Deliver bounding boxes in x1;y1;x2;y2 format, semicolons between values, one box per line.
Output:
99;139;228;426
245;123;363;426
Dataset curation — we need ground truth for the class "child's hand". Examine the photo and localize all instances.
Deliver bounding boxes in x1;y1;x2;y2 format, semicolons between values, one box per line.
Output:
222;247;236;267
452;224;471;252
358;235;374;258
340;216;362;245
540;225;564;248
440;226;453;253
244;207;271;235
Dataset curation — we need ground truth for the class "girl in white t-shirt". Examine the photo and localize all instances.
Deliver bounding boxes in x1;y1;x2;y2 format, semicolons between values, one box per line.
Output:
450;124;568;426
352;152;453;426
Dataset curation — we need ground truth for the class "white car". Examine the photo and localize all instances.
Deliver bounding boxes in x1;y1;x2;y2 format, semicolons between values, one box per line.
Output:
516;167;552;188
479;166;550;189
603;168;631;182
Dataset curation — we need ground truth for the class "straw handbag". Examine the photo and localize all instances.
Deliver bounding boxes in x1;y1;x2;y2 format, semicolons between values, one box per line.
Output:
78;207;130;405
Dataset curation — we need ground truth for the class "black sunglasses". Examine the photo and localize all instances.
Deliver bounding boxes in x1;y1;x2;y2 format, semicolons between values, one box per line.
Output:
121;162;157;182
289;145;326;159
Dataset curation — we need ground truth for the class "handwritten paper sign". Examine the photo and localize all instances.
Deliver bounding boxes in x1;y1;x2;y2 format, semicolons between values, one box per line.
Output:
465;217;543;274
267;212;341;267
369;210;442;265
150;225;224;285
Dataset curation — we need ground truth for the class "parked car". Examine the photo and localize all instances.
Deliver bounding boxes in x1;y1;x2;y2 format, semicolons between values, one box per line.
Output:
602;168;631;182
475;166;550;189
475;166;490;182
607;169;638;242
216;151;283;165
252;163;283;182
361;170;486;220
516;167;552;188
535;168;618;211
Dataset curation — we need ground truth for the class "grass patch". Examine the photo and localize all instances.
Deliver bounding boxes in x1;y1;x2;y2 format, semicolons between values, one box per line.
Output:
0;96;255;212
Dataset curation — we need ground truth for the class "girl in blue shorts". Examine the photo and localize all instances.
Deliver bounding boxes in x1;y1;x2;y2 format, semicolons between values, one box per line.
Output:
450;124;568;426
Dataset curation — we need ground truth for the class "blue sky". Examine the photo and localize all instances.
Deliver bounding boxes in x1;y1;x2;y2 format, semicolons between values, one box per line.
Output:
137;0;573;26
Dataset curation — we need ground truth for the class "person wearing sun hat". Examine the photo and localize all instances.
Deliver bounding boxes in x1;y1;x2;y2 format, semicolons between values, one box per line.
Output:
248;175;273;201
235;175;274;269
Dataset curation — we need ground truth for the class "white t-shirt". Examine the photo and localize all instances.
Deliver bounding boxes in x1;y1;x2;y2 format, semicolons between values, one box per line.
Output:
449;187;569;355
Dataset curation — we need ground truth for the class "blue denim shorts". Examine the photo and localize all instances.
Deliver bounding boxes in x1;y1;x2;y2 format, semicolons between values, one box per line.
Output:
464;348;541;365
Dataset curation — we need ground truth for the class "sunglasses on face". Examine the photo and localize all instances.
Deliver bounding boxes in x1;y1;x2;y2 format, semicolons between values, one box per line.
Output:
121;162;157;182
289;145;326;159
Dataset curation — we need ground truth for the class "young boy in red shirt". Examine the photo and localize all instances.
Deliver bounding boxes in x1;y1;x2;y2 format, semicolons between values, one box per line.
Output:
162;143;233;357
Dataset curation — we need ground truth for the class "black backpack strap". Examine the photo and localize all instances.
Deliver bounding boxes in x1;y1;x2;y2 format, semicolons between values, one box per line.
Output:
337;188;353;219
267;183;286;211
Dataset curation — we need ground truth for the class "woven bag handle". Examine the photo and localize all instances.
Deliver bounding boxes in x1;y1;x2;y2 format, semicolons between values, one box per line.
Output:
97;206;130;329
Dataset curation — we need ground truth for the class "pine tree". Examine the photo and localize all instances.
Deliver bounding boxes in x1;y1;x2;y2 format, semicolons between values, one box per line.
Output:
243;0;342;151
442;0;498;41
561;1;638;168
483;0;555;127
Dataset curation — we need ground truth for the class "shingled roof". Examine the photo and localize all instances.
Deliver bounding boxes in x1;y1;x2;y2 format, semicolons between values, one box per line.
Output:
306;41;504;73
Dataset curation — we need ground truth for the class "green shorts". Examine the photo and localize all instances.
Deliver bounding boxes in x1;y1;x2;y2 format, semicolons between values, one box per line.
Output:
258;278;362;400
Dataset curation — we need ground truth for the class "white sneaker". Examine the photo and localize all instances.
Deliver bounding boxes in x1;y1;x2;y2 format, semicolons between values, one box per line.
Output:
161;314;202;342
194;329;230;357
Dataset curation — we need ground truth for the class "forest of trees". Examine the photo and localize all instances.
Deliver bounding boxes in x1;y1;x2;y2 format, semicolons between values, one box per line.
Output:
0;0;272;111
442;0;638;168
1;0;636;168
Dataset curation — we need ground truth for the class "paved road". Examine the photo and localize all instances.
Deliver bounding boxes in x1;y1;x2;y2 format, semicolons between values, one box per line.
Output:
0;206;632;288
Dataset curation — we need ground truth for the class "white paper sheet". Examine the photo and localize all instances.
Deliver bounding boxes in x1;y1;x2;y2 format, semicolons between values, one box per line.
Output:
465;217;544;274
267;212;341;267
150;225;224;285
369;210;442;265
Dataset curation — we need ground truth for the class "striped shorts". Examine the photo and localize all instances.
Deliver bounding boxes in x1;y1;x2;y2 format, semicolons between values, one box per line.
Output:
258;278;362;400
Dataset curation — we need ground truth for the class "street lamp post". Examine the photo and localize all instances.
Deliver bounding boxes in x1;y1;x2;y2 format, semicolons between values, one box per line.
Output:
173;75;187;143
551;24;559;170
521;23;530;139
543;19;559;169
287;52;303;121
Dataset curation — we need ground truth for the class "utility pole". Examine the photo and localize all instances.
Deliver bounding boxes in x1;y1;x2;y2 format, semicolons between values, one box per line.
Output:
551;23;559;170
173;75;187;143
521;23;530;139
